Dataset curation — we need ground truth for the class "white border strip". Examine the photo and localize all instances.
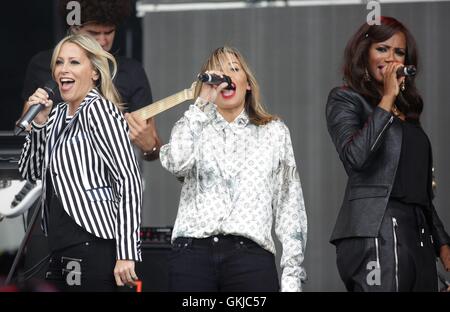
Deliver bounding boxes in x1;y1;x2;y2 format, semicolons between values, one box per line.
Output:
136;0;450;15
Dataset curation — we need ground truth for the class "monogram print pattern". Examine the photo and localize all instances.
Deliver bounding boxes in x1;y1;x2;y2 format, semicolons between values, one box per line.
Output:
160;99;307;291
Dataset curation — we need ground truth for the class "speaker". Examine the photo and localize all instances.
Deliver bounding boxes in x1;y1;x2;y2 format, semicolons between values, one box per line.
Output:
135;244;171;292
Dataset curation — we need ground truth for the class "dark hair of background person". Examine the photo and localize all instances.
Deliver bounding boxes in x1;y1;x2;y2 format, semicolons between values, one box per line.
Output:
0;1;142;132
342;16;423;119
58;0;132;27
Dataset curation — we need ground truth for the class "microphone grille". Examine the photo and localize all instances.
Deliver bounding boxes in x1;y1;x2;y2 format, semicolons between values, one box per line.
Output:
406;65;417;76
43;80;58;97
197;73;209;82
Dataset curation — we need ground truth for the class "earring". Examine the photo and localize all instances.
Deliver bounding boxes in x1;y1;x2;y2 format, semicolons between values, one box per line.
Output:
364;68;371;82
400;80;406;92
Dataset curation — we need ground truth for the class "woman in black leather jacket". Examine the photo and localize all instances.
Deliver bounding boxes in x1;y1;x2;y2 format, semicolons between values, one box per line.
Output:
326;16;450;291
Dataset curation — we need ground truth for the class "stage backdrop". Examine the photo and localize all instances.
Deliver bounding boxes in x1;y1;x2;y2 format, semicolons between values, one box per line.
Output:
140;1;450;291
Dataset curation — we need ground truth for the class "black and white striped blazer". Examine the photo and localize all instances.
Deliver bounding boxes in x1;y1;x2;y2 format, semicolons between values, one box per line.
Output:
19;89;143;261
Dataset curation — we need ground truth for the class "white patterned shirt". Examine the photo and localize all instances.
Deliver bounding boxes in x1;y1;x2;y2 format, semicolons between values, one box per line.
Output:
160;98;307;291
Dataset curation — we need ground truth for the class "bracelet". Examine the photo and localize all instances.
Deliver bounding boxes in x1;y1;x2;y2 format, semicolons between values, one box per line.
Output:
143;146;157;157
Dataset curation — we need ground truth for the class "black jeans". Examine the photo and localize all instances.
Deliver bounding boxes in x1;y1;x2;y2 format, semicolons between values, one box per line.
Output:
45;239;117;292
336;200;438;292
169;235;279;292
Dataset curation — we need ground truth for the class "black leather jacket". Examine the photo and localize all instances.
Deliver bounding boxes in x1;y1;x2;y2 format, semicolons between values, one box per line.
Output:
326;86;450;251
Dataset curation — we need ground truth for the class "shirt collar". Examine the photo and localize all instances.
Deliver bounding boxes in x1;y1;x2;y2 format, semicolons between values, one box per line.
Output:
211;107;249;132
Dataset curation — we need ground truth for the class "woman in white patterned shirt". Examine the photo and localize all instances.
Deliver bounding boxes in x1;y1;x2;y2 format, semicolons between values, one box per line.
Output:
160;46;307;292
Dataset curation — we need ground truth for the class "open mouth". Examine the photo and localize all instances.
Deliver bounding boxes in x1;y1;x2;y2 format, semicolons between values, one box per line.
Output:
60;78;75;85
221;83;236;99
60;78;75;91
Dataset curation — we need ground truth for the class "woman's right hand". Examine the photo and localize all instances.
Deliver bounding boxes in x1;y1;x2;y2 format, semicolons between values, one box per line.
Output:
378;62;405;113
382;62;405;99
25;88;53;125
198;70;229;104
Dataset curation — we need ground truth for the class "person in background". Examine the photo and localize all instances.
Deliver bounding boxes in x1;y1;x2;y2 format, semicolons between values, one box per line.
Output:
21;0;161;160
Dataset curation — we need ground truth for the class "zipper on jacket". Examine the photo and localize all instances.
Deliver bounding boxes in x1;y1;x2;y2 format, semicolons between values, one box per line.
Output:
371;115;394;152
392;217;399;292
375;237;380;269
420;228;425;247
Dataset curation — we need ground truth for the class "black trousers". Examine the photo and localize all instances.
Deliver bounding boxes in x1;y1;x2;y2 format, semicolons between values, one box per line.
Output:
169;235;280;292
23;203;50;281
336;200;438;292
45;239;117;292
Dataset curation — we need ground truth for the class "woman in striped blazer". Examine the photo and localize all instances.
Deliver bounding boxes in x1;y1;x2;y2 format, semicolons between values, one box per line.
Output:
19;34;143;291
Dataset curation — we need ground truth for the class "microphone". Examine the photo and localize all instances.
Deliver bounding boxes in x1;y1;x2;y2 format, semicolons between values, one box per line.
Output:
396;65;416;77
197;73;234;90
15;81;57;136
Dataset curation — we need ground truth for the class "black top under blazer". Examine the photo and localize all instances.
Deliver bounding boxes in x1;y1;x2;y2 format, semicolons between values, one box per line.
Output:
326;86;450;251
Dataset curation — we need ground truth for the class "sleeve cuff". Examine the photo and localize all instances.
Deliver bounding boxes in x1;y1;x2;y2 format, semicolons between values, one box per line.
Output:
143;146;160;161
281;275;303;292
31;120;47;130
373;105;394;120
184;99;216;132
193;97;215;116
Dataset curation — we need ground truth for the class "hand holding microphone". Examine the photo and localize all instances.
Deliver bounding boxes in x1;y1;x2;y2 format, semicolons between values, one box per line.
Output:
198;73;233;89
15;81;57;135
378;64;415;113
382;63;413;99
197;71;233;103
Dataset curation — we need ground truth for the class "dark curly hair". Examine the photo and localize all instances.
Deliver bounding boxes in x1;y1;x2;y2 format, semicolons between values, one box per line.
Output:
59;0;132;27
342;16;423;119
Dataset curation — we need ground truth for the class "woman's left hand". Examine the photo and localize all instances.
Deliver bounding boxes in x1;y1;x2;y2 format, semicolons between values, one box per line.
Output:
439;244;450;271
125;113;157;154
114;260;139;287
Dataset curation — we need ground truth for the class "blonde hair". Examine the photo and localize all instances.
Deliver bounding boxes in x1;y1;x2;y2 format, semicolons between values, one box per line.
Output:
195;46;277;126
51;34;122;109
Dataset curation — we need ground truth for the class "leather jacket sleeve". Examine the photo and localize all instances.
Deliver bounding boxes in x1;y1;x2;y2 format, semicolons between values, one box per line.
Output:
429;203;450;252
427;146;450;253
326;87;394;171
